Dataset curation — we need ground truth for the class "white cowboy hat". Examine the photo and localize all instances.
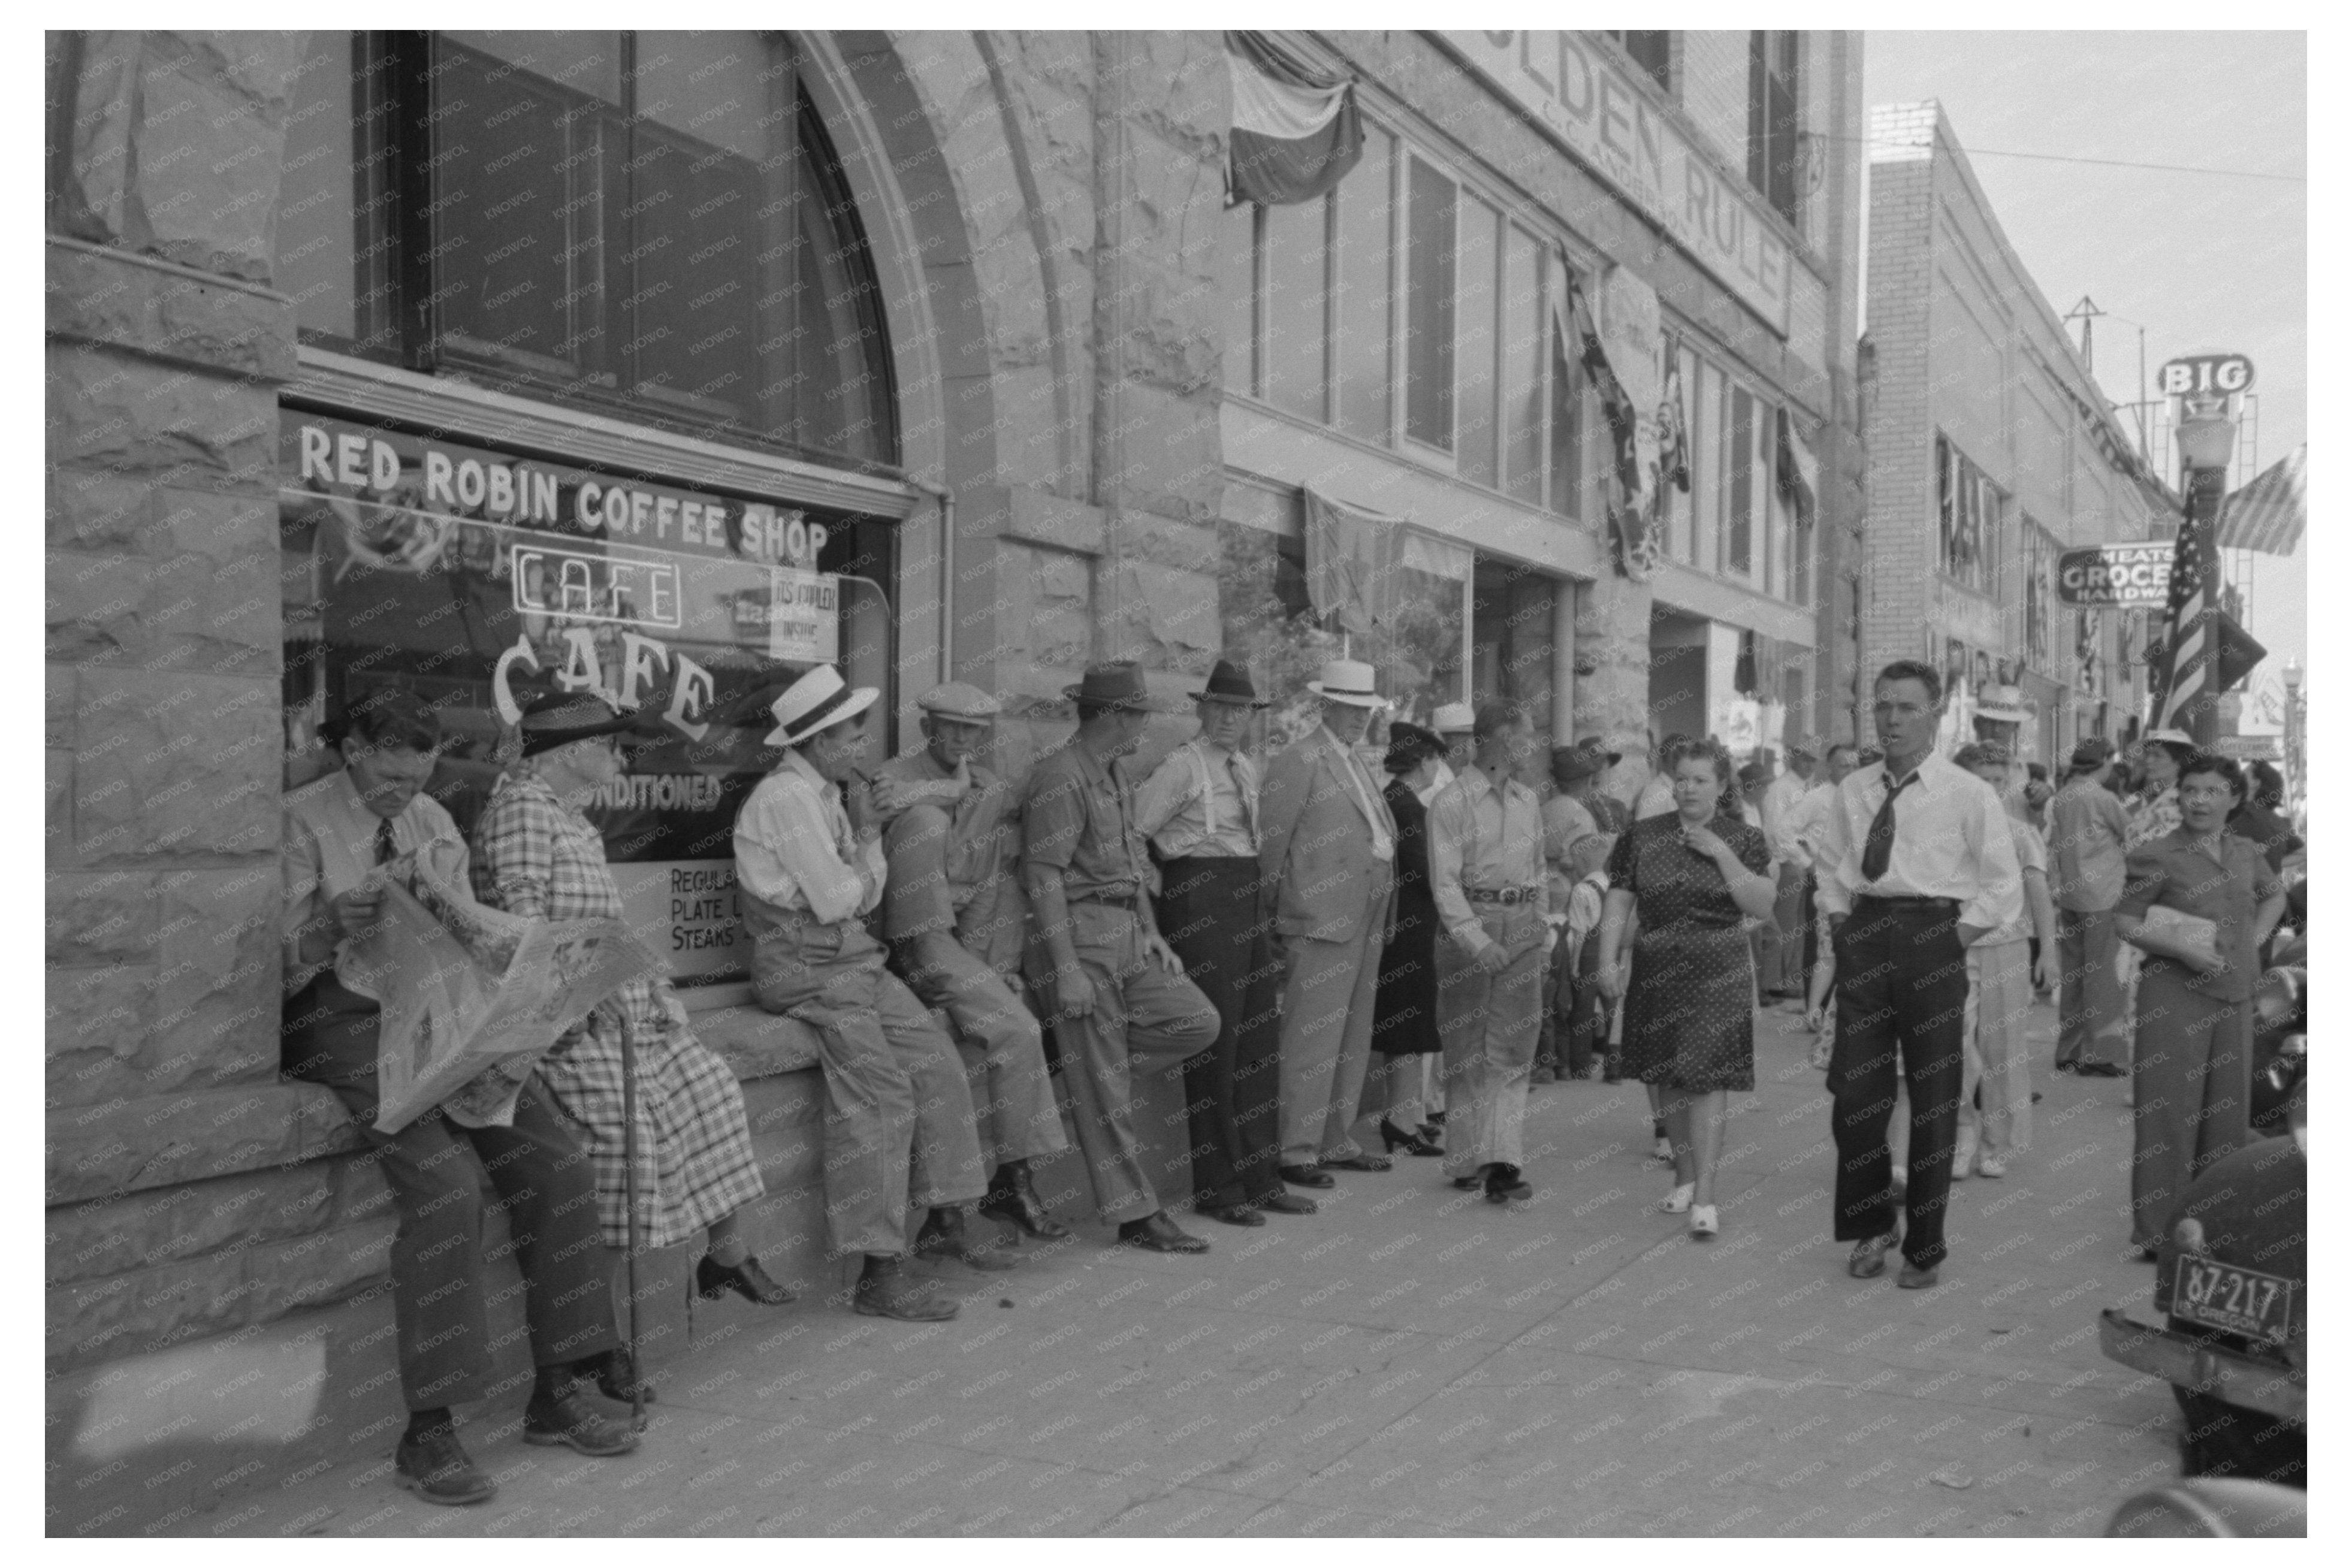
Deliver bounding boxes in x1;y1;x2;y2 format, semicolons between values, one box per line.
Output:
765;664;880;747
1305;658;1390;709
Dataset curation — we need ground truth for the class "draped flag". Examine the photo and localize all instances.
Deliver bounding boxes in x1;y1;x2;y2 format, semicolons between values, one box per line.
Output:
2217;444;2305;557
1776;407;1818;525
1657;333;1691;501
2148;487;2268;728
1303;485;1402;635
1555;265;1660;579
1225;32;1364;207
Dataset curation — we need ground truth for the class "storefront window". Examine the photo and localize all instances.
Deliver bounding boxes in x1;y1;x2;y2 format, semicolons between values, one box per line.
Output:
1216;513;1466;746
1726;387;1755;578
279;413;892;990
1403;155;1456;450
1264;195;1331;421
1333;131;1395;443
276;32;895;469
1456;199;1501;487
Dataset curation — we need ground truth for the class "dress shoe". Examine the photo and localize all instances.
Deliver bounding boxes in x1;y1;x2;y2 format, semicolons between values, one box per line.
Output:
1197;1201;1266;1228
1117;1211;1210;1253
1484;1164;1533;1204
698;1252;795;1304
523;1383;641;1457
1847;1230;1898;1279
980;1165;1070;1239
1688;1205;1718;1239
1530;1064;1557;1085
593;1346;656;1405
2075;1062;2126;1078
855;1256;959;1321
1974;1153;2007;1179
1424;1110;1447;1127
394;1424;497;1506
1279;1164;1336;1189
1415;1122;1444;1144
916;1206;1019;1271
1252;1191;1318;1216
1451;1174;1485;1191
1896;1261;1940;1289
1379;1119;1444;1158
2052;1061;2078;1075
1319;1152;1393;1173
1657;1182;1695;1214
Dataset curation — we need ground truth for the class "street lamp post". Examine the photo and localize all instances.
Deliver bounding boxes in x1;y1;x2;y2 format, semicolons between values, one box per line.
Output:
2281;658;2303;809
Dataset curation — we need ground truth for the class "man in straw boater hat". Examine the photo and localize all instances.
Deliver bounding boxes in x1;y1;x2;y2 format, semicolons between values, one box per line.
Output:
1130;658;1310;1226
1019;660;1223;1253
734;665;1002;1322
1259;657;1400;1189
872;681;1071;1244
280;688;636;1507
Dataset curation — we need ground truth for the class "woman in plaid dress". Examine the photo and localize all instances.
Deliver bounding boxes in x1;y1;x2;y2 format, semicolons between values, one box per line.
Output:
472;693;790;1315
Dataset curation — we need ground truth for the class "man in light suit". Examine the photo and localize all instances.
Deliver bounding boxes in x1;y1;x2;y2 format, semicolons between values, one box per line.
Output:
1260;658;1399;1188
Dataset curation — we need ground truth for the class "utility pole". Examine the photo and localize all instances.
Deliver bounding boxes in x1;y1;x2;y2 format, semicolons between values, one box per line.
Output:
2063;295;2106;374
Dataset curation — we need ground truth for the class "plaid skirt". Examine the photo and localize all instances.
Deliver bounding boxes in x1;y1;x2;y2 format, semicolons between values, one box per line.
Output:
536;999;766;1250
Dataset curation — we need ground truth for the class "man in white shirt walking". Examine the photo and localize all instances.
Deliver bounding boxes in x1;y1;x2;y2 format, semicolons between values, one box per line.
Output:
1814;661;2022;1291
736;665;992;1321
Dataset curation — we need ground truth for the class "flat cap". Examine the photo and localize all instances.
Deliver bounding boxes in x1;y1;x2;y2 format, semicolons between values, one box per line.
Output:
915;681;1001;719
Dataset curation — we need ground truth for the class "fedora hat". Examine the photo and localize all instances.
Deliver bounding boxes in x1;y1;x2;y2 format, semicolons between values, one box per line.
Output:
1306;658;1389;709
518;689;639;757
1192;658;1270;708
1430;701;1475;735
1063;660;1153;711
765;664;880;747
1551;737;1612;784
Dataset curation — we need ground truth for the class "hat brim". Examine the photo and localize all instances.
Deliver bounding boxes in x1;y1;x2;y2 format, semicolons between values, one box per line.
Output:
520;708;643;754
1194;690;1272;708
1306;682;1391;709
1061;684;1152;711
766;686;880;747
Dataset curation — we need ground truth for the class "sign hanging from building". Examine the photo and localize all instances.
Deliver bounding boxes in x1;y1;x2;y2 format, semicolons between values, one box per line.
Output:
1438;31;1797;335
2057;541;2175;609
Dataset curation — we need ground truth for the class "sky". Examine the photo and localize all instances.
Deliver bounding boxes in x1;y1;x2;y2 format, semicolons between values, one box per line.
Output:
1862;30;2306;670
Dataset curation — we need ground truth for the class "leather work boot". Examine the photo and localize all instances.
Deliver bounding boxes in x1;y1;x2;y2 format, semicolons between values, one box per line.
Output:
914;1205;1018;1271
979;1161;1070;1239
522;1378;640;1457
393;1421;497;1506
855;1255;959;1321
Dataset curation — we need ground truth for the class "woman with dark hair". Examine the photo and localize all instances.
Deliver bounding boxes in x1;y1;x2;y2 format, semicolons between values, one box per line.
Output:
2229;759;2304;877
2117;751;2286;1256
1593;736;1777;1239
1364;722;1448;1156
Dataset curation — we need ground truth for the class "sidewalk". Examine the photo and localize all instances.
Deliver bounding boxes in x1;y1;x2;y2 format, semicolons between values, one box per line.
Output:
161;1002;2181;1537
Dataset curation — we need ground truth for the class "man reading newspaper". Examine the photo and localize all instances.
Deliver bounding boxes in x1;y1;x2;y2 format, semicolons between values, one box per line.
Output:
280;690;642;1506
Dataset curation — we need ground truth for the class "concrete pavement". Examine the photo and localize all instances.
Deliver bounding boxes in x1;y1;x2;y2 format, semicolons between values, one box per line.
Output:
159;1000;2184;1537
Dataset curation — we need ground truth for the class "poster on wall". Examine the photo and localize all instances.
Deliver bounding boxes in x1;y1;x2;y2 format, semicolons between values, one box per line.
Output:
279;413;869;989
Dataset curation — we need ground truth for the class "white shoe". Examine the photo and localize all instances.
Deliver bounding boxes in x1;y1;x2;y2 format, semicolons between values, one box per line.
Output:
1976;1153;2007;1179
1951;1144;1977;1180
1689;1206;1718;1239
1659;1183;1695;1214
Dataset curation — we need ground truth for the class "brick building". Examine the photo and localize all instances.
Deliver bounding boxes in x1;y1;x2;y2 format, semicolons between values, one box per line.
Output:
44;30;1863;1530
1859;101;2171;760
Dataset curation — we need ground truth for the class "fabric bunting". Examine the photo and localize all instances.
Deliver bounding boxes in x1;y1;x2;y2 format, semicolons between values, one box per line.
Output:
2217;443;2305;557
1226;32;1364;207
1303;486;1402;635
1554;267;1659;580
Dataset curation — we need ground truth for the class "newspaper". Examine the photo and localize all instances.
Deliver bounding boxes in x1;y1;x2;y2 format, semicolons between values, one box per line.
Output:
2138;904;2222;971
337;860;665;1133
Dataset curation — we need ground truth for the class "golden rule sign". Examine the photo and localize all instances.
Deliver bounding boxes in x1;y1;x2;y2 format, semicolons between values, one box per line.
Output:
1438;31;1796;336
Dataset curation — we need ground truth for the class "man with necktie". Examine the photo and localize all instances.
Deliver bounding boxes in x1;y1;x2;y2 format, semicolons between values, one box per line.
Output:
281;691;636;1506
1813;660;2022;1290
1020;661;1224;1253
1131;659;1308;1225
1259;658;1400;1188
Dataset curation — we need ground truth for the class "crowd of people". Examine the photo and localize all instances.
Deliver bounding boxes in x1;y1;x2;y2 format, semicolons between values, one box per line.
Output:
280;654;2303;1506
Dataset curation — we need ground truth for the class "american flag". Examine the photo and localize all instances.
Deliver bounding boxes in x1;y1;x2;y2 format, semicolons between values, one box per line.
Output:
2217;445;2305;557
2151;490;2220;733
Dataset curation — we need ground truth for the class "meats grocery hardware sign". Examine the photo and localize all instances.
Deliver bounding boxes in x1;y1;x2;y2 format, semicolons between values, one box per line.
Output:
2058;542;2175;609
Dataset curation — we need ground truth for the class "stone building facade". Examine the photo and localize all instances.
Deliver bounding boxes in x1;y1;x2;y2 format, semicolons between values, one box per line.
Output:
1860;101;2170;761
44;30;1863;1530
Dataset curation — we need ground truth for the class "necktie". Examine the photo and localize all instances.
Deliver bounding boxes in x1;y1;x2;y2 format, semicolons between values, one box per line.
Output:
1860;772;1917;882
374;817;397;866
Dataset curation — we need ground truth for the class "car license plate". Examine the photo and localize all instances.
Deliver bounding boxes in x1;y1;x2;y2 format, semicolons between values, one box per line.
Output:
2173;1256;2297;1345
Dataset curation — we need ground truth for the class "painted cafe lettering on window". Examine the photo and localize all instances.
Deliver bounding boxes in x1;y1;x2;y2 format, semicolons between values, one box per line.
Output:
1439;31;1797;336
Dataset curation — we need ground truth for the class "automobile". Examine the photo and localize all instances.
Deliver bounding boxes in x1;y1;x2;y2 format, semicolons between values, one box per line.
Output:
2099;961;2306;1485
